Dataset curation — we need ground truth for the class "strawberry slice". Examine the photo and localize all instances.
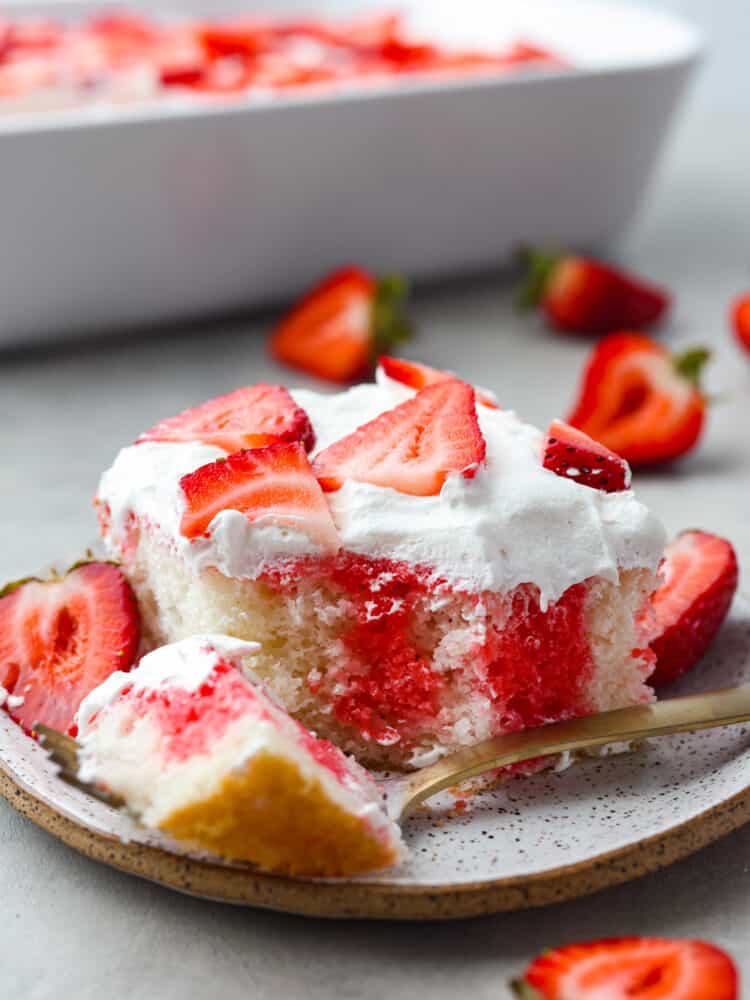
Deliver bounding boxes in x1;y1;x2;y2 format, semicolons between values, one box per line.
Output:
513;937;738;1000
179;442;340;551
0;562;140;736
731;293;750;355
136;384;314;453
518;249;670;336
87;13;157;44
378;356;500;409
645;530;738;688
321;11;402;48
198;19;270;60
313;380;485;496
6;19;62;51
270;268;411;383
542;419;631;492
566;333;709;466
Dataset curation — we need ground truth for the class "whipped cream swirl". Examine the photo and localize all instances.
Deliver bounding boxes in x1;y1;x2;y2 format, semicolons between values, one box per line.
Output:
97;369;666;608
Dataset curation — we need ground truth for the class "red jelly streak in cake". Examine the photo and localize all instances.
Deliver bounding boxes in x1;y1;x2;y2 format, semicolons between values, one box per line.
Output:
95;500;112;536
316;556;445;744
262;557;597;748
125;659;265;762
264;554;446;745
483;582;593;729
95;502;140;561
295;723;353;784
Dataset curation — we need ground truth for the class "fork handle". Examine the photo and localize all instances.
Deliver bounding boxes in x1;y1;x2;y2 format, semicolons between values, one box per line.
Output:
396;684;750;818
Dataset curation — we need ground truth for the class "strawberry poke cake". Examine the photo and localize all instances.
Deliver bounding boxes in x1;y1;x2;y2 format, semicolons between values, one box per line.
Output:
0;11;562;115
95;359;667;771
76;635;403;875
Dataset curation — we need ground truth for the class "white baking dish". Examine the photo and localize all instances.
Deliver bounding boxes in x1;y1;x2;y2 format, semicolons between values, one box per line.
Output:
0;0;701;346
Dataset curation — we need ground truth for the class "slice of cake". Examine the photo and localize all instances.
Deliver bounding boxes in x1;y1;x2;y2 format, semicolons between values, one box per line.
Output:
95;361;666;770
76;635;403;876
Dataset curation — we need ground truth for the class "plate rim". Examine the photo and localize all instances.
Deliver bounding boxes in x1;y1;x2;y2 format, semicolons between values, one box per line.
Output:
2;760;749;920
3;589;749;919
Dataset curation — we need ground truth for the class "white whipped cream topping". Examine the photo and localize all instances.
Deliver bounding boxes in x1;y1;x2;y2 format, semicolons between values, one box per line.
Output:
97;370;666;608
76;635;261;736
97;440;323;579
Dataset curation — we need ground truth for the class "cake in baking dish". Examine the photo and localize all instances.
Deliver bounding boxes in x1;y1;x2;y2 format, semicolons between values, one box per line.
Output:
95;360;666;771
76;635;403;876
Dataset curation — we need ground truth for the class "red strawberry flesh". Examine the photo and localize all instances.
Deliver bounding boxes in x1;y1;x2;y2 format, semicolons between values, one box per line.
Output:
313;379;486;496
519;936;737;1000
566;332;707;467
137;384;315;453
270;267;376;383
179;442;340;551
379;355;500;409
541;254;669;336
0;562;140;735
646;530;738;688
731;294;750;355
542;419;631;492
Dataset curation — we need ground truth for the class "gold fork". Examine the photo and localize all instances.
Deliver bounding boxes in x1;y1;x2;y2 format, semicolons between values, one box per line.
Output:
35;682;750;827
34;725;125;809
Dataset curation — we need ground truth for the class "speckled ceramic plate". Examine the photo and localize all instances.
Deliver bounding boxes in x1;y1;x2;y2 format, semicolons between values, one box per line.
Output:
2;595;750;920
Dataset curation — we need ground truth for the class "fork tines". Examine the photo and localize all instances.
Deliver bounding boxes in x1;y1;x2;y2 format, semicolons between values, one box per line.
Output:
34;722;124;809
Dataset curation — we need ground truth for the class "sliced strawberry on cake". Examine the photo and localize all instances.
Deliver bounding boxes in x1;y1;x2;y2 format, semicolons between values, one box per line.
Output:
76;635;403;876
567;333;709;466
179;441;340;551
137;384;315;453
645;530;738;688
378;355;500;409
542;419;631;492
0;562;140;735
313;379;486;495
269;267;411;383
513;936;737;1000
97;367;666;771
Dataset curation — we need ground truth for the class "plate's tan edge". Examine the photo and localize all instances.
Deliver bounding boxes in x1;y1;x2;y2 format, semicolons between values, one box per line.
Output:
2;766;749;920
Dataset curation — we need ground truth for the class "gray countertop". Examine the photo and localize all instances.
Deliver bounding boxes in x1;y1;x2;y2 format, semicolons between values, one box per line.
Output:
2;0;750;994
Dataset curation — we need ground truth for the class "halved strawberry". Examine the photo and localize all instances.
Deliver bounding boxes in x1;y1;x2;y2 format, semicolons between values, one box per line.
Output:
542;419;631;492
179;442;340;551
269;267;411;384
6;19;62;51
313;380;485;496
136;384;314;453
0;562;140;736
320;11;401;48
513;937;737;1000
645;530;738;688
378;356;500;409
87;12;157;44
499;41;566;68
567;333;709;466
731;293;750;355
197;19;269;60
518;249;670;336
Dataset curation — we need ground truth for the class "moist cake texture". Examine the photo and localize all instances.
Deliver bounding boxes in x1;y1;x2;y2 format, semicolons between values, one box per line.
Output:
96;366;666;769
76;635;403;875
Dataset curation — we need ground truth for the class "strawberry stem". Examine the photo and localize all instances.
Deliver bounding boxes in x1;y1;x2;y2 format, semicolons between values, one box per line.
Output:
515;246;562;311
372;274;413;356
673;347;710;387
509;980;545;1000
